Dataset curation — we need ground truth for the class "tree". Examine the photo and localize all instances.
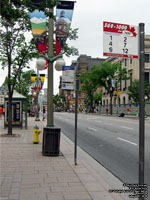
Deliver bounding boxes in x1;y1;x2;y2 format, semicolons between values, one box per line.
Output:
92;62;128;115
0;1;38;135
128;80;150;104
92;62;118;115
0;1;78;134
93;91;102;106
14;69;35;102
79;71;98;112
115;64;129;90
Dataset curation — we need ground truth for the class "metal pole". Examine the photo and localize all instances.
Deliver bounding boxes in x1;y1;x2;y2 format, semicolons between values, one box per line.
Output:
139;23;145;200
47;8;54;127
74;78;78;165
35;69;40;121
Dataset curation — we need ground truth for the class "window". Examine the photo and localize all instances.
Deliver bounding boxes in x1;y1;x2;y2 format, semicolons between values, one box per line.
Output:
144;54;150;63
145;72;149;82
130;58;132;64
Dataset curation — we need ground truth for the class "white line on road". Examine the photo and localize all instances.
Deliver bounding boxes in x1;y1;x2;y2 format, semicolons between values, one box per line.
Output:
95;121;102;123
117;137;138;146
104;123;112;125
87;127;97;132
120;126;133;130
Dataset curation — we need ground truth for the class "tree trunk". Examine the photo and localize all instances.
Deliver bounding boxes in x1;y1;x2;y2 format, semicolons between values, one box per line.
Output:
8;86;12;135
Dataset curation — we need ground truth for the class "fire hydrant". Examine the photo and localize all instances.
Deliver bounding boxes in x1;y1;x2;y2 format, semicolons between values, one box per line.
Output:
33;125;41;144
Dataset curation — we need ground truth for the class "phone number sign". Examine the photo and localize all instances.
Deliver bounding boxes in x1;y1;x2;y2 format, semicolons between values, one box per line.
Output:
103;21;139;58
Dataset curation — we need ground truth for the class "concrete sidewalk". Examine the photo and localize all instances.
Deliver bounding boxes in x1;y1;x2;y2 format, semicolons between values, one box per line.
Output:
0;117;130;200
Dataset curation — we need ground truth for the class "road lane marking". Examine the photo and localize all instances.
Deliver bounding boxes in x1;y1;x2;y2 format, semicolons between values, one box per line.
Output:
104;123;112;125
117;137;138;146
120;126;133;130
87;127;97;132
95;121;102;123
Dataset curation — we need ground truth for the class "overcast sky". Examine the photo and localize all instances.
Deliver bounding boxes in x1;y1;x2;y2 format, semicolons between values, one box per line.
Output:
1;0;150;94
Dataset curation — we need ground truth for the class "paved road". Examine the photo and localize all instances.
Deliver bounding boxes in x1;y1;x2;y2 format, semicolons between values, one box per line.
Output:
54;112;150;197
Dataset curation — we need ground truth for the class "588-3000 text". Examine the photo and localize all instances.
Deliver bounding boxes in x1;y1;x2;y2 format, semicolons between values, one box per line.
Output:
104;22;127;30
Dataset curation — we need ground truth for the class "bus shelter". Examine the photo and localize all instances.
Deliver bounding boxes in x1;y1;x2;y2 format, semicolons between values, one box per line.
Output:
4;91;28;129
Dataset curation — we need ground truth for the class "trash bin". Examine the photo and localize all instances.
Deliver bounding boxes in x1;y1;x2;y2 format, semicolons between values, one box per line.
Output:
42;127;61;156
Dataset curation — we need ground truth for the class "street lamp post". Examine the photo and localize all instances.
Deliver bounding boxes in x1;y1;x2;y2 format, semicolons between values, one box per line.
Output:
47;8;54;127
42;6;65;156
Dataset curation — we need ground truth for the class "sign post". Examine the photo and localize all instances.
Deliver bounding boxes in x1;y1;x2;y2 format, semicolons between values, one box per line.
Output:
139;23;145;200
62;66;74;90
103;21;147;199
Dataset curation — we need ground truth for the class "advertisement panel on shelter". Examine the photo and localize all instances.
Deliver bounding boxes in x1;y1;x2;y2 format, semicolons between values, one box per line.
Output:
103;21;139;58
5;101;21;125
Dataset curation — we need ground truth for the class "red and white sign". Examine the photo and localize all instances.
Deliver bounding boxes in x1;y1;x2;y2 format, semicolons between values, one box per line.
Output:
103;21;139;58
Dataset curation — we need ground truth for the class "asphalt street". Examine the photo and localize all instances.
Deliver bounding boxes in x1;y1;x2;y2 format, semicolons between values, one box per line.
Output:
54;112;150;198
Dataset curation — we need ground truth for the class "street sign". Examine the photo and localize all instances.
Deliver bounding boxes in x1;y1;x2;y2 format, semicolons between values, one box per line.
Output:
103;21;139;58
62;82;74;90
62;66;74;83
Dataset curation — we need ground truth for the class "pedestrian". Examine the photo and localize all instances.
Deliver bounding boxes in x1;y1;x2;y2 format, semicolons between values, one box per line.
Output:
43;107;46;121
106;108;108;115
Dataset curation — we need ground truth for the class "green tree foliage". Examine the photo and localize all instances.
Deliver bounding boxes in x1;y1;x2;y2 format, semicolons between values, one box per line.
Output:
14;69;35;102
92;62;118;114
128;80;150;104
79;71;98;112
92;62;128;114
93;91;102;105
115;64;129;89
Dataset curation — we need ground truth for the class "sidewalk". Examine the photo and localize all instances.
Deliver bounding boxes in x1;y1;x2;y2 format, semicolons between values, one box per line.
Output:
0;116;130;200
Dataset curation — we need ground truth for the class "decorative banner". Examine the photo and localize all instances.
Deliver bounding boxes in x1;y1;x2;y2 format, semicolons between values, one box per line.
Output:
40;74;45;83
29;1;48;69
29;10;47;54
31;74;45;91
56;1;75;55
31;74;37;82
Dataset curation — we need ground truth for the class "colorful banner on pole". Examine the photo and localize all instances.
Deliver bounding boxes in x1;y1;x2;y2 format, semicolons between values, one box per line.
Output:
31;74;45;91
56;1;75;55
29;10;47;55
29;0;48;69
